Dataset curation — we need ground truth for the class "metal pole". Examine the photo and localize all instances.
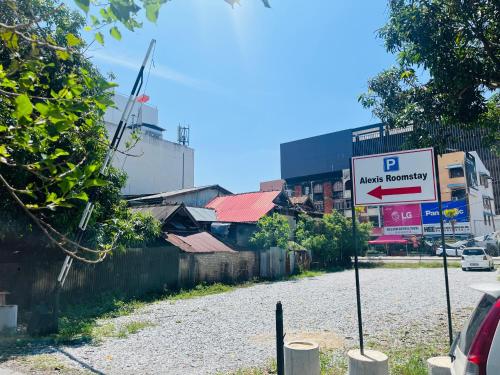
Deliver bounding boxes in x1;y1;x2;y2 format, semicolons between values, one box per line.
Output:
276;301;285;375
349;157;364;354
48;40;156;331
433;148;453;346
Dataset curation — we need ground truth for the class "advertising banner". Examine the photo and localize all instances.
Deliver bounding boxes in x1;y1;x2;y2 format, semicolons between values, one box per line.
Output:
383;204;422;235
421;200;471;235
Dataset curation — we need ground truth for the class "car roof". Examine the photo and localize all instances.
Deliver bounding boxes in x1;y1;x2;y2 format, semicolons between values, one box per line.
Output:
470;283;500;299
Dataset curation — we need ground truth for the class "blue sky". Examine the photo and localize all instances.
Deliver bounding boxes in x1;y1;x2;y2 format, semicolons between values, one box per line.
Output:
85;0;396;193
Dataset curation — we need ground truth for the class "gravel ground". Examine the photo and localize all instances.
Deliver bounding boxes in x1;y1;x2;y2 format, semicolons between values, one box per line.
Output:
4;268;499;374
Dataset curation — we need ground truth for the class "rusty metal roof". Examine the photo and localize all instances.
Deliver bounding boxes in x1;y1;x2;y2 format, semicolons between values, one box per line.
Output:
206;191;282;223
165;232;235;253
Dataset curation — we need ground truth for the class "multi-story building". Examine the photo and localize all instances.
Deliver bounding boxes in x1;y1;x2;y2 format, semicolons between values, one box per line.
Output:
104;94;194;196
280;123;499;237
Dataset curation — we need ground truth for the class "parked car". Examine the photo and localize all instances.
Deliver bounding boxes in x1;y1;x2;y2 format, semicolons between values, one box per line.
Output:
461;247;495;271
436;246;463;257
450;283;500;375
474;232;500;255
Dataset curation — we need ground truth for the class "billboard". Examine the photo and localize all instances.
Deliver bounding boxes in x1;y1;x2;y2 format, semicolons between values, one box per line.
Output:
421;200;471;235
383;204;422;235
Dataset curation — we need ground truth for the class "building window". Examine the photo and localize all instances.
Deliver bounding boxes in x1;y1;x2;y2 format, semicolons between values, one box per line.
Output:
480;174;489;188
332;191;343;199
451;188;466;200
344;179;352;191
449;167;464;179
488;215;492;226
313;183;323;194
484;214;487;225
333;181;343;192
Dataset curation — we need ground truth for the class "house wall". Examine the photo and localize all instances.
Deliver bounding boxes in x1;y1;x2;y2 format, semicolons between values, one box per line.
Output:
106;123;195;196
104;94;194;196
178;251;259;287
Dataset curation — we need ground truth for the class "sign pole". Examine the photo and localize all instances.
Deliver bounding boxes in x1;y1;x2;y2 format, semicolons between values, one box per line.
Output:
433;148;453;346
349;157;364;355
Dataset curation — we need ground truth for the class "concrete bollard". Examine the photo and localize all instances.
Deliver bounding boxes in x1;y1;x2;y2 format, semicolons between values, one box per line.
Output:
0;305;18;334
427;356;451;375
348;349;389;375
284;340;320;375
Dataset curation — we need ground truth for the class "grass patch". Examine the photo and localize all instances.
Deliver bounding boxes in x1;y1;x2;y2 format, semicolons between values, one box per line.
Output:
166;282;239;301
18;354;71;372
287;270;326;280
222;359;277;375
116;321;153;338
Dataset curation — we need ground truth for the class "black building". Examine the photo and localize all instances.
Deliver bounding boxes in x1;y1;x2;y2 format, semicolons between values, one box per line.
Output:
280;123;500;214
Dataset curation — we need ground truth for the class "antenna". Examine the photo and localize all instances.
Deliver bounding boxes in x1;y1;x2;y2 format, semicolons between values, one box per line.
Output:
177;124;190;146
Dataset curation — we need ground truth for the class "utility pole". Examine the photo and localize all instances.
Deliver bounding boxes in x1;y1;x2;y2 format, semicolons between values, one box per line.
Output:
50;40;156;330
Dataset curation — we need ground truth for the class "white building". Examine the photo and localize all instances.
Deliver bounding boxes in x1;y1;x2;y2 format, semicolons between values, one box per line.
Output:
103;94;194;196
468;151;497;235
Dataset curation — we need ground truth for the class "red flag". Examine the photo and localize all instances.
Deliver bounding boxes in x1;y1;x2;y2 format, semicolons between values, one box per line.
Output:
136;94;150;103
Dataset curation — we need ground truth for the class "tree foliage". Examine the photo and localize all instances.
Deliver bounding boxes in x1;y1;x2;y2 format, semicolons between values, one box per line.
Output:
0;0;269;262
250;213;290;250
359;0;499;152
0;0;165;262
295;212;371;267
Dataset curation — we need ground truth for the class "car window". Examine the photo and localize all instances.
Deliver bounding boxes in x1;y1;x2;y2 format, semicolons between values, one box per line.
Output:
458;294;495;354
463;249;484;256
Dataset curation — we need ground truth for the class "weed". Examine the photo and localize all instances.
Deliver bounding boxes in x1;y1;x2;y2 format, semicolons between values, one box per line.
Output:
116;321;153;338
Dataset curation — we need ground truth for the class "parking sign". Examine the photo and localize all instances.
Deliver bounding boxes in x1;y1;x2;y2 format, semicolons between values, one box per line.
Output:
352;148;437;206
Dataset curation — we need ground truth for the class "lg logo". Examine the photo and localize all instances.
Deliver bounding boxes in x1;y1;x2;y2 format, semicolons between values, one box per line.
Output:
384;157;399;172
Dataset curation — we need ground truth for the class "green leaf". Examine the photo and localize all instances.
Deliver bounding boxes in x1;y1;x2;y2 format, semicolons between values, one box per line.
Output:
74;0;90;13
110;26;122;40
84;178;108;188
50;148;70;160
70;191;89;201
95;32;104;45
55;50;70;60
35;102;49;115
14;94;33;119
66;33;81;47
0;144;10;157
145;3;160;22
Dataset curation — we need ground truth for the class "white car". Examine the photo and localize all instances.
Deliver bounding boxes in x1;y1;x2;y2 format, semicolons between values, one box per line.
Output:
461;247;494;271
436;246;463;257
450;283;500;375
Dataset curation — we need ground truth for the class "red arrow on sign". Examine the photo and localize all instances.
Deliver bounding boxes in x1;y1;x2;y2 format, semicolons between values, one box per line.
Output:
367;185;422;200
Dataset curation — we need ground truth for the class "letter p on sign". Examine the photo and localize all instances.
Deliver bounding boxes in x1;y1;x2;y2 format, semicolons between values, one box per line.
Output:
384;157;399;172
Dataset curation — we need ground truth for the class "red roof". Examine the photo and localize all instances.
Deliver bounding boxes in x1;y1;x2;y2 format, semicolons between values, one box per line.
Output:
368;235;408;245
165;232;235;253
206;191;282;223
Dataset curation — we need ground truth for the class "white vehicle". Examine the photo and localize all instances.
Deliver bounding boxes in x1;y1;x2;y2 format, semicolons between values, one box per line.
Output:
461;247;494;271
450;284;500;375
436;246;463;257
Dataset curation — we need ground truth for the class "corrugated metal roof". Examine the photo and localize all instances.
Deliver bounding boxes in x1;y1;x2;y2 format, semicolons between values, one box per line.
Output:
128;185;232;202
187;207;217;222
165;232;235;253
290;195;310;205
206;191;281;223
130;205;180;222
